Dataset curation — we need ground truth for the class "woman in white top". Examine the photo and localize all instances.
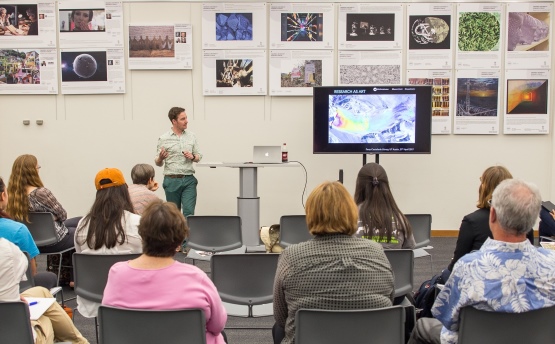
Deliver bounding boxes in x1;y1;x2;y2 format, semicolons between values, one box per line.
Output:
74;168;142;318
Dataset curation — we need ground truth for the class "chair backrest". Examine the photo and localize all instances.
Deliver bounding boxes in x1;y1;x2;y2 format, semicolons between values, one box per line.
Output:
405;214;432;249
19;251;35;293
459;306;555;344
187;216;243;252
383;249;414;298
0;301;34;344
73;253;141;303
279;215;312;247
295;306;405;344
210;253;280;306
98;306;206;344
23;212;58;247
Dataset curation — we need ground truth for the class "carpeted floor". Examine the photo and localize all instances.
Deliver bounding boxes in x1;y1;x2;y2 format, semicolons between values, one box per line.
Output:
38;237;457;344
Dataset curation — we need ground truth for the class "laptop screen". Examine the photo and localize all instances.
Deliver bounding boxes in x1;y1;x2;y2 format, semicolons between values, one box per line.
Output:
253;146;282;164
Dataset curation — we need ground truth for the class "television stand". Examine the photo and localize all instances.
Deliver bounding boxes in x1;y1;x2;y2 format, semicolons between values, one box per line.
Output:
363;154;379;166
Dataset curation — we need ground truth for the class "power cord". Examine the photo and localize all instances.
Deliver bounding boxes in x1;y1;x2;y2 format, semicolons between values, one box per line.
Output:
289;160;307;209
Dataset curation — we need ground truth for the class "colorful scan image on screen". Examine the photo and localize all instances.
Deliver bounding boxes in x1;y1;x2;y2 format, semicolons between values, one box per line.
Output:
328;94;416;144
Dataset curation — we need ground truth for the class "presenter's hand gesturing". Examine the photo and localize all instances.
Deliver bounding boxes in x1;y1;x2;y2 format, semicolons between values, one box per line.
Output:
158;147;169;161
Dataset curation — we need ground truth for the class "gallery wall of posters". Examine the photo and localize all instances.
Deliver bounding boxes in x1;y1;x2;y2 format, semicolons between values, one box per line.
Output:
202;49;267;96
202;2;267;49
128;23;193;70
338;50;402;86
504;69;550;134
505;3;552;70
407;69;453;134
454;69;501;134
338;3;403;51
406;3;453;70
269;3;335;50
269;49;333;96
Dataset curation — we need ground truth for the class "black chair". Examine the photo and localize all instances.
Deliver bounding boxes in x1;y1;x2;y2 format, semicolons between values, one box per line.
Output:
383;249;414;298
98;306;206;344
186;215;244;263
279;215;312;248
19;251;64;304
23;212;74;286
405;214;434;274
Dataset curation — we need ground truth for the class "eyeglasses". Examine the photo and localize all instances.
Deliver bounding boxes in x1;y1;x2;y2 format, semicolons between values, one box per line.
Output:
487;199;492;206
36;165;41;170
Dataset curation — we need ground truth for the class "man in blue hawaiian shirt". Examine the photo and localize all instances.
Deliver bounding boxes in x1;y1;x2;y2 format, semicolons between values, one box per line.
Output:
409;179;555;344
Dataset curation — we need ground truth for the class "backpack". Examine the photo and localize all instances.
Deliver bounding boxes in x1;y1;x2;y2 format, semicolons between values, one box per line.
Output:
413;272;447;319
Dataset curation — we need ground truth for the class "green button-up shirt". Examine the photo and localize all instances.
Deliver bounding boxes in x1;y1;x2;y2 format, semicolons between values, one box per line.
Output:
156;129;202;175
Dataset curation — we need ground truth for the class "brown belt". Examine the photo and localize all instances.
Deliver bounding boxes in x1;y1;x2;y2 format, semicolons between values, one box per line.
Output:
166;175;186;179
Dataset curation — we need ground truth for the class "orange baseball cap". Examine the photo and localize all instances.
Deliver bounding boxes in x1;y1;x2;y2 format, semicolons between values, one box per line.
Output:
95;168;126;190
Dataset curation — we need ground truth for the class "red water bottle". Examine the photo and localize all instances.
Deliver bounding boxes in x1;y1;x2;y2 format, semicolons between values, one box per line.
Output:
281;143;288;162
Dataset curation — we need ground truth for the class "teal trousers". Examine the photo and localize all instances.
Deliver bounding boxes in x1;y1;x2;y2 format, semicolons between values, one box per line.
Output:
162;175;198;218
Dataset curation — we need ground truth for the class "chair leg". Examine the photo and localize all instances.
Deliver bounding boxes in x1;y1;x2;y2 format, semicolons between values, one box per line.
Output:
428;255;434;276
56;253;63;287
95;316;99;343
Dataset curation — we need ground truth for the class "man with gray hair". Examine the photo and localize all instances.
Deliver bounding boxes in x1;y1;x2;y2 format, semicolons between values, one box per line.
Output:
409;179;555;344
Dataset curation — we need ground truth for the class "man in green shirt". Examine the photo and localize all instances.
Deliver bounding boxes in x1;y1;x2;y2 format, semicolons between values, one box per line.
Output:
155;106;202;218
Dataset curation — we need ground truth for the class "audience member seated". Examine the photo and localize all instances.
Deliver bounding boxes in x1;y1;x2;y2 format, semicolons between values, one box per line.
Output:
539;206;555;239
74;168;142;318
102;200;227;344
0;237;89;344
447;166;533;272
0;176;57;289
272;181;394;344
7;154;80;286
354;162;415;249
408;179;555;344
128;163;160;215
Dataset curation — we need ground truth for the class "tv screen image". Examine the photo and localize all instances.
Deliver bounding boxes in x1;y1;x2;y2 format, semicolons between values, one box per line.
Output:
313;86;432;154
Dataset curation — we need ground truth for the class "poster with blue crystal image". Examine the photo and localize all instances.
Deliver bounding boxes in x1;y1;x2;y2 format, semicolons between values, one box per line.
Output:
202;3;266;49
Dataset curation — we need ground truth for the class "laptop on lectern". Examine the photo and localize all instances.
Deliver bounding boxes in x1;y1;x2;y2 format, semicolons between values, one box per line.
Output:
253;146;282;164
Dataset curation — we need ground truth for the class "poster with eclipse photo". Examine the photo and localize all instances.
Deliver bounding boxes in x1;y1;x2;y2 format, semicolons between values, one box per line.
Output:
60;47;125;94
58;1;123;48
503;69;550;134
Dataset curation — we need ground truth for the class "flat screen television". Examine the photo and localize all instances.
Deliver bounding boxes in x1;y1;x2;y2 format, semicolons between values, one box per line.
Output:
313;86;432;154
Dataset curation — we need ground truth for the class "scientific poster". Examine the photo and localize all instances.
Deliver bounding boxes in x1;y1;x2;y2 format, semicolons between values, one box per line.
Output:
504;69;550;134
406;3;453;69
456;3;503;70
338;3;403;51
202;49;267;96
0;1;57;48
337;50;402;86
407;69;452;134
58;1;124;48
453;69;500;134
202;3;266;50
0;48;58;94
269;3;335;50
128;23;193;70
505;3;552;70
60;47;125;94
269;50;333;96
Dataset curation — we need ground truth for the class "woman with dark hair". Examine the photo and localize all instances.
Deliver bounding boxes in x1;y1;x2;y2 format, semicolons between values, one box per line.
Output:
71;9;93;31
103;200;228;344
74;167;142;318
354;162;415;249
7;154;79;286
0;176;57;289
272;181;394;344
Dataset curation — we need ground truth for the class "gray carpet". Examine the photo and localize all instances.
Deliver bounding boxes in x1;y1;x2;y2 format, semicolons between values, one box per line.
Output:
38;237;457;344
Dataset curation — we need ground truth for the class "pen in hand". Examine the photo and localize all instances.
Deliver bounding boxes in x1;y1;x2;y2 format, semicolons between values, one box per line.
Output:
29;301;38;306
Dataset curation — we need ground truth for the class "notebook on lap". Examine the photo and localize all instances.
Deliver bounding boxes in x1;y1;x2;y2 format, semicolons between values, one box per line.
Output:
253;146;282;164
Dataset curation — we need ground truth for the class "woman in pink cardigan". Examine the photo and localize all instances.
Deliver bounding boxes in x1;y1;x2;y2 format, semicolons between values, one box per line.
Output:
102;200;228;344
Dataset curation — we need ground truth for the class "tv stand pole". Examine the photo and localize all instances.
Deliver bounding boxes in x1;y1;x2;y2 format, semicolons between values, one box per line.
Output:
362;154;379;166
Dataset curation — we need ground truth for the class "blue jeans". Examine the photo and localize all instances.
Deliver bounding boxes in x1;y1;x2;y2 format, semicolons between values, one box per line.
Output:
163;175;198;217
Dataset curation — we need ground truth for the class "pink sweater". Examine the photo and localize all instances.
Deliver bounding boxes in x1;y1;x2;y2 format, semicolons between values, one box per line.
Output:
102;260;227;344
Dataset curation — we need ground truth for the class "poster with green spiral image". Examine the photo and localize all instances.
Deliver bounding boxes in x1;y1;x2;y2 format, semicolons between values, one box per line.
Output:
458;12;500;51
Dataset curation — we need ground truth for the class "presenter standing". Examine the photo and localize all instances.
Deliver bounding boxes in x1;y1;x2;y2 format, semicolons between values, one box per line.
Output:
155;107;202;218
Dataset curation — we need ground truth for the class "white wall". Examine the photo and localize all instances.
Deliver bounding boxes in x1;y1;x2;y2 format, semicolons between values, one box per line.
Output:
1;1;553;231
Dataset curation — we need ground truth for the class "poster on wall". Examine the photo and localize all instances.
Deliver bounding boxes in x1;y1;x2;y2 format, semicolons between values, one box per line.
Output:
0;48;58;94
406;3;453;69
505;3;552;70
0;1;57;48
504;69;550;134
269;3;335;50
338;3;403;51
337;50;402;86
269;49;333;96
453;69;500;134
407;69;452;134
202;49;267;96
455;3;503;70
58;1;124;48
202;2;266;50
128;23;192;70
60;47;125;94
